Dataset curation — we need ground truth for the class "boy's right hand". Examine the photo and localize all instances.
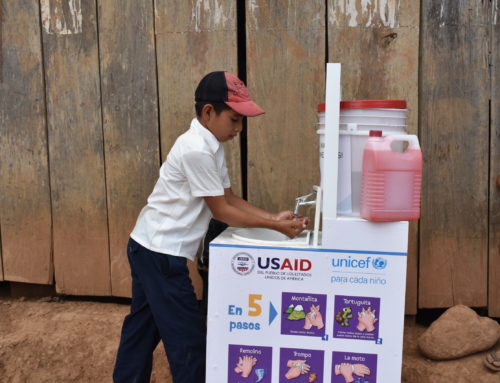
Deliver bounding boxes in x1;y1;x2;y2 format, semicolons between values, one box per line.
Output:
275;217;308;238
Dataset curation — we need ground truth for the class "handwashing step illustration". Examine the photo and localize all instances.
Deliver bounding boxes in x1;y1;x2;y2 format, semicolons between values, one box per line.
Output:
332;352;377;383
281;293;327;337
228;345;272;383
333;296;381;342
279;348;324;382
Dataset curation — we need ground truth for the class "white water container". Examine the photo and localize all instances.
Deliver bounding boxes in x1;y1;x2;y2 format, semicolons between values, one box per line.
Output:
317;100;408;216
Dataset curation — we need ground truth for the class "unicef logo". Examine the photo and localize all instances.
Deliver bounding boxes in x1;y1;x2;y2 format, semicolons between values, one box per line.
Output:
372;257;388;270
231;253;255;276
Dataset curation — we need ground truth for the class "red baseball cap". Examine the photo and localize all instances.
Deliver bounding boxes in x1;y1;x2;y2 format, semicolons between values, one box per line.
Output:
195;71;265;117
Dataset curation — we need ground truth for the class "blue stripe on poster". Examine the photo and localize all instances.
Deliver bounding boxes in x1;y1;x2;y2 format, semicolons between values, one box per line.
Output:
209;243;407;257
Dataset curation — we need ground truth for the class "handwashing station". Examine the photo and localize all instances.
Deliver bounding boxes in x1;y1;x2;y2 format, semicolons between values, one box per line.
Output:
206;64;422;383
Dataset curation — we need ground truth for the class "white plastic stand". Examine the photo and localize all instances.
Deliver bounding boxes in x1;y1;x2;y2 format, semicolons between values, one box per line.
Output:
205;63;409;383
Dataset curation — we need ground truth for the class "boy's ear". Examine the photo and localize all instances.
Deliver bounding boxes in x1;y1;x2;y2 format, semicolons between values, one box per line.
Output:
199;104;214;125
202;104;214;116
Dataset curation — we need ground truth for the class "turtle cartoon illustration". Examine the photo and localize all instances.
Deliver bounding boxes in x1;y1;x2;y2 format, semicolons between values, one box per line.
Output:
335;306;353;327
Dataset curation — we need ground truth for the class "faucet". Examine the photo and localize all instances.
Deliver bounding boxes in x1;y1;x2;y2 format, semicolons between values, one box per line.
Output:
294;191;317;215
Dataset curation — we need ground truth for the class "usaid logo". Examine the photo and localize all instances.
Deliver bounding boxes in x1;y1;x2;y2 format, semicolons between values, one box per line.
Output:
257;257;312;271
231;253;255;275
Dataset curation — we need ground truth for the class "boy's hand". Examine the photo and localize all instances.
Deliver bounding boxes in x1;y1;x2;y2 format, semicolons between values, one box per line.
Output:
293;214;310;227
272;211;311;227
273;210;294;221
275;217;308;238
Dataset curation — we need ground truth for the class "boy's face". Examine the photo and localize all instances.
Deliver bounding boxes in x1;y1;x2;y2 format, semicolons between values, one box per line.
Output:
202;105;243;142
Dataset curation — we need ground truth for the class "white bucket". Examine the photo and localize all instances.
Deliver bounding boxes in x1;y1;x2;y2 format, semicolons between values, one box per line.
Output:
317;100;408;216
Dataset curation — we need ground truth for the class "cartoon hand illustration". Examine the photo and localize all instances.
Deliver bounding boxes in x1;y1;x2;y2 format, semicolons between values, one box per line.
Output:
285;360;310;380
286;359;307;368
234;355;257;378
352;363;370;377
337;363;354;383
304;313;313;330
234;357;244;374
356;307;378;332
307;304;324;329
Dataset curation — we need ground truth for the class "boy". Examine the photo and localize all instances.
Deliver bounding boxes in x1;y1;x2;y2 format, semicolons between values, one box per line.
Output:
113;71;308;383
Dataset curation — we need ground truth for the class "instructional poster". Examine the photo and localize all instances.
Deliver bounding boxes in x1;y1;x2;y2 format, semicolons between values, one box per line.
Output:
207;228;408;382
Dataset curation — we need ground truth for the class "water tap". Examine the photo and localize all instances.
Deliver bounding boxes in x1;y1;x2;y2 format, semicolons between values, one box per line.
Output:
294;191;317;215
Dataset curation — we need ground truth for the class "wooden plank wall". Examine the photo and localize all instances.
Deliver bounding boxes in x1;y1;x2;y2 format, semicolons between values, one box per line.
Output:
246;0;325;214
97;0;160;298
42;0;110;295
490;3;500;318
155;0;239;298
1;0;499;316
0;0;52;284
0;1;4;281
327;0;420;314
155;0;241;196
0;229;3;281
419;0;490;308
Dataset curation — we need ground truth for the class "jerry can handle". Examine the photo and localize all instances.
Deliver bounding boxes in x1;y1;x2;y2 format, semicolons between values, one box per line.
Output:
385;134;421;151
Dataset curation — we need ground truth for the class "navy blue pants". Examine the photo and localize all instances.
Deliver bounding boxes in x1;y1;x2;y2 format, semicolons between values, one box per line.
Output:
113;238;206;383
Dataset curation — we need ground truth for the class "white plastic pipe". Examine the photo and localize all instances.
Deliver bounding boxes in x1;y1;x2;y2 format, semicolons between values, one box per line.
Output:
323;63;341;220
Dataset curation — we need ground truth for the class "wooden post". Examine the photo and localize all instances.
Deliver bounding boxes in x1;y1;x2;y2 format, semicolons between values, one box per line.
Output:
246;0;325;213
41;0;110;295
0;225;3;281
0;0;52;284
490;4;500;317
328;0;420;314
154;0;241;195
419;0;490;308
0;0;2;283
97;0;160;298
154;0;239;298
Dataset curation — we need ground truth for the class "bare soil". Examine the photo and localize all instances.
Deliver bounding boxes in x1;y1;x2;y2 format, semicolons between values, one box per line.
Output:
0;294;498;383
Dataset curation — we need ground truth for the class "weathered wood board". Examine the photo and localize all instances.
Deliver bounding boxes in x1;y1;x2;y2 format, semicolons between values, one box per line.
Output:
155;0;240;297
247;0;325;214
41;0;110;295
0;226;3;281
490;3;500;318
405;223;418;314
419;1;490;308
0;2;2;282
0;0;52;284
98;0;160;298
328;0;420;315
155;0;241;196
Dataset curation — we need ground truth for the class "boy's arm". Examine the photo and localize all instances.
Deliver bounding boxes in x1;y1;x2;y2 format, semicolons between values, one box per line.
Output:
223;188;294;221
203;194;307;238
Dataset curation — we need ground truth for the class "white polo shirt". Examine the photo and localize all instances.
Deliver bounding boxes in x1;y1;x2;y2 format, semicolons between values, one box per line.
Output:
130;118;230;260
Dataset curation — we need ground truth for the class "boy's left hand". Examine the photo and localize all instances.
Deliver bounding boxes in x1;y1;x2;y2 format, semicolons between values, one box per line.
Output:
273;210;295;221
273;210;310;229
293;214;310;228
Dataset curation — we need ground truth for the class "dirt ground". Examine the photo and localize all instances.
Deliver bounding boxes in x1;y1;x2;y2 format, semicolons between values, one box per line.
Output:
0;289;499;383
